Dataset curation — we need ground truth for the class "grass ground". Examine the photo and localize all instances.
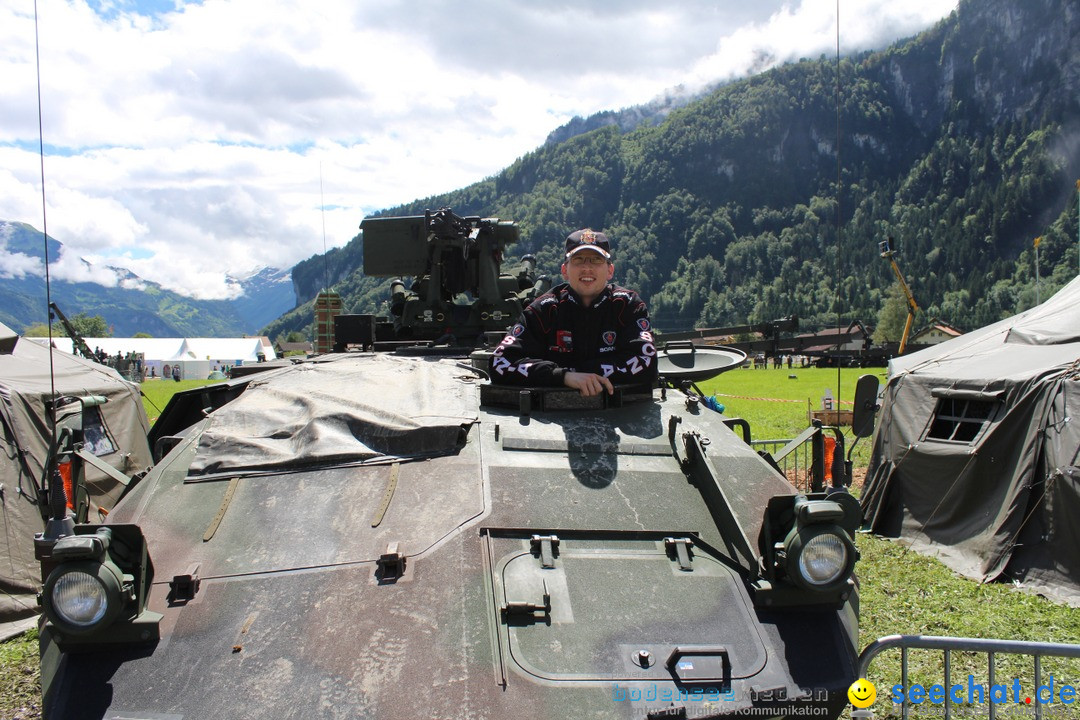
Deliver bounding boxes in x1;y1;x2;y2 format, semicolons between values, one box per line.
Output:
0;627;38;720
3;366;1077;719
139;377;222;425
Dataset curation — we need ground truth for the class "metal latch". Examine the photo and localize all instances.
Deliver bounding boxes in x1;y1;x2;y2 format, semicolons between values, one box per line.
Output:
530;534;560;568
376;542;406;582
664;537;694;571
501;579;551;624
168;563;201;603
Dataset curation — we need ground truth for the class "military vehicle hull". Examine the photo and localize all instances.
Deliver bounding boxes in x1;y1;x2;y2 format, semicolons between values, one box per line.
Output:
39;351;859;719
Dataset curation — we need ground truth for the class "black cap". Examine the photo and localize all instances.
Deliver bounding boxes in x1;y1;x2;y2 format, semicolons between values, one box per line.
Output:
564;229;611;259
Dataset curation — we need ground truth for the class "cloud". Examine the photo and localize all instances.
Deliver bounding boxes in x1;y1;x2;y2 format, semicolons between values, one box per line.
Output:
0;250;43;279
687;0;958;86
0;0;958;301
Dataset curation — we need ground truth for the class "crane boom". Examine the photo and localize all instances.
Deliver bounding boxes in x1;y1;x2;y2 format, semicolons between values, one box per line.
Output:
48;302;98;361
879;237;919;354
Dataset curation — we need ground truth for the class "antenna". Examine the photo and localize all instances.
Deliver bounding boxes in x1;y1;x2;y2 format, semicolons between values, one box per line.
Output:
321;161;330;294
33;0;57;404
313;162;342;353
834;0;843;412
34;0;75;537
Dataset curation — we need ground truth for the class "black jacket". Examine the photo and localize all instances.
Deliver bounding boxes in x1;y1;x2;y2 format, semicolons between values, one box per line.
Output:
489;283;658;386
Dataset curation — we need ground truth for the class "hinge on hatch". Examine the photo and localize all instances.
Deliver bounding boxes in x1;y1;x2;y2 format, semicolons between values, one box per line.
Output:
530;534;560;568
501;578;551;624
664;537;694;571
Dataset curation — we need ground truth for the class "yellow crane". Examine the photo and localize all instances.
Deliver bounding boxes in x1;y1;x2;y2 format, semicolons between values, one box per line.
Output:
879;237;919;354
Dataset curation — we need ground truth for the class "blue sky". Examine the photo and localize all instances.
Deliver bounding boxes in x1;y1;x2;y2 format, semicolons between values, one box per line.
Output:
87;0;186;20
0;0;959;300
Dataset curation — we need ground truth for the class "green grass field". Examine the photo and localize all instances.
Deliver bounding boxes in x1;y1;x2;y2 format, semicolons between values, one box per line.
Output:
139;377;222;425
698;364;885;439
3;367;1077;719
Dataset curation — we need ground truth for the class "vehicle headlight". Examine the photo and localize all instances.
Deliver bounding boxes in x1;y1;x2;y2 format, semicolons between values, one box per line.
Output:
44;560;126;635
785;525;855;592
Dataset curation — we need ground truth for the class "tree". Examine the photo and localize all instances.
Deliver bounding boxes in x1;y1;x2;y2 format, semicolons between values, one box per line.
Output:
22;314;109;338
134;332;153;338
68;313;110;338
873;283;916;344
23;322;51;337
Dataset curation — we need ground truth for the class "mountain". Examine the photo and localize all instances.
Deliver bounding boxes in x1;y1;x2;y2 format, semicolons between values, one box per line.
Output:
0;221;295;337
266;0;1080;342
543;84;714;146
227;266;297;334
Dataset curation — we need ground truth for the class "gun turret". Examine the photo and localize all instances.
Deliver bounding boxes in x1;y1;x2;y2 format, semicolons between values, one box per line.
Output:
360;208;548;345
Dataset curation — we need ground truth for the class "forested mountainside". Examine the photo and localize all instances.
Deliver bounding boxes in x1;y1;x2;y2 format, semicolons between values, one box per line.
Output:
268;0;1079;341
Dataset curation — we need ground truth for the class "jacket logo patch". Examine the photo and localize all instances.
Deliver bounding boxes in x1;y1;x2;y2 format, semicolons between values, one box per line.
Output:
637;318;651;331
603;331;616;346
556;330;573;352
511;323;525;337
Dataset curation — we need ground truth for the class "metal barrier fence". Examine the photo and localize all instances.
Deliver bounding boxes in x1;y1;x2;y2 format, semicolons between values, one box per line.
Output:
751;437;813;492
858;635;1080;719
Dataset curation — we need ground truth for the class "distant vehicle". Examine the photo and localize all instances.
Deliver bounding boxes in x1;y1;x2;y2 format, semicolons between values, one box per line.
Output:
35;209;875;719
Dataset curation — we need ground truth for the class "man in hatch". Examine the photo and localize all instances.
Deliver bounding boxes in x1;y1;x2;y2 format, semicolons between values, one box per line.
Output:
489;228;657;396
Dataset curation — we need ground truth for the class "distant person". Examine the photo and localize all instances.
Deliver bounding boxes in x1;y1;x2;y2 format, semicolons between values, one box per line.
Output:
490;228;657;397
172;366;180;382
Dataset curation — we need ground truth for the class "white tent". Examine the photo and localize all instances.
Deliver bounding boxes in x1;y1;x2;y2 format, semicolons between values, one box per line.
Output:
35;336;276;380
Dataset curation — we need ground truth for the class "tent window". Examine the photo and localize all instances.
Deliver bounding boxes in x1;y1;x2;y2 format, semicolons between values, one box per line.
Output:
926;398;995;443
82;406;117;457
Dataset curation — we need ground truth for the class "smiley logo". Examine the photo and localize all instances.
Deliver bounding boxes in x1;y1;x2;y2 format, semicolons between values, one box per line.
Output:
848;678;877;708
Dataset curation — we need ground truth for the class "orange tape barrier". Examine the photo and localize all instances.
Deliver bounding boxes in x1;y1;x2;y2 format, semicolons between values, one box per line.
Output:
713;393;854;406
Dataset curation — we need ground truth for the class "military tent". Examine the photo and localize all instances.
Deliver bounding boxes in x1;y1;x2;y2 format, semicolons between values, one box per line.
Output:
0;323;153;638
861;275;1080;605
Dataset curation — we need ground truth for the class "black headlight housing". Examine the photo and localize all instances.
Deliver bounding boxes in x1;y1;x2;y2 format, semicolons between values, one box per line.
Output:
753;490;861;608
36;525;161;649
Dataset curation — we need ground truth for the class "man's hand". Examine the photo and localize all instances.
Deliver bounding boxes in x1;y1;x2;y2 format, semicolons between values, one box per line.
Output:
563;371;614;397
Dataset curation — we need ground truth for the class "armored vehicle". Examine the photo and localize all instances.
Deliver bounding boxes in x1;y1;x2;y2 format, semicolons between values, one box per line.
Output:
36;209;872;719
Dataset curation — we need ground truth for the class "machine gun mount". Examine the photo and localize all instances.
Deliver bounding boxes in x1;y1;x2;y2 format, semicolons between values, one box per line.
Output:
360;207;547;346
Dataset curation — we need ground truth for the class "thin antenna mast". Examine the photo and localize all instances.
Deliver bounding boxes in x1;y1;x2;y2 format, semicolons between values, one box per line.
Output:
35;0;76;538
321;162;330;294
833;0;844;413
34;0;57;403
